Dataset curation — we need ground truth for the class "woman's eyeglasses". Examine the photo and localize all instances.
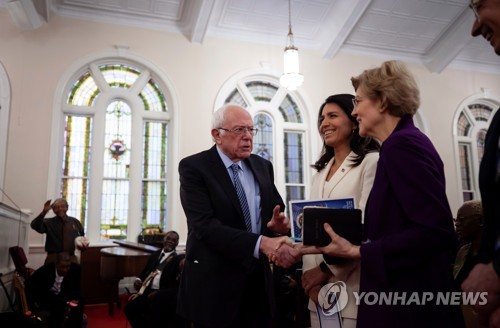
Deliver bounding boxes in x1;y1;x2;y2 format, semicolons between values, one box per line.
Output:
352;97;365;108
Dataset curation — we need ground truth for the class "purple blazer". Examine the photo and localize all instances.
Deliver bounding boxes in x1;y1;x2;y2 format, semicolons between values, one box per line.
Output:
358;116;464;327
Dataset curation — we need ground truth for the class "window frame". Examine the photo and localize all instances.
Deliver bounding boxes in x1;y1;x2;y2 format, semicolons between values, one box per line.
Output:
0;62;11;200
47;56;179;244
214;70;313;208
453;93;500;203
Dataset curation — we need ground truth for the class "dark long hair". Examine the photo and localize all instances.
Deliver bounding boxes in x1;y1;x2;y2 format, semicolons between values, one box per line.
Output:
312;94;380;172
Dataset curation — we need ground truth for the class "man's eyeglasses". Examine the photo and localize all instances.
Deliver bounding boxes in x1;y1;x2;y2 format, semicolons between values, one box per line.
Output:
352;97;365;108
469;0;483;20
218;127;258;136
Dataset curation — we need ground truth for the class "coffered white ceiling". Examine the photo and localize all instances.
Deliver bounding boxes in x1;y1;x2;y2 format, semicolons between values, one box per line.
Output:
2;0;499;73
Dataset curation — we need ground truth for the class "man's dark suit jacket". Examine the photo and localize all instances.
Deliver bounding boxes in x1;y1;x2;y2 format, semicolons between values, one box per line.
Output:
478;109;500;264
138;250;180;291
26;262;82;316
26;262;84;328
177;145;285;327
358;116;464;327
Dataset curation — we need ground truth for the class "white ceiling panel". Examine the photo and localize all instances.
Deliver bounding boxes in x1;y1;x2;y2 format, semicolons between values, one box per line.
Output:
0;0;498;73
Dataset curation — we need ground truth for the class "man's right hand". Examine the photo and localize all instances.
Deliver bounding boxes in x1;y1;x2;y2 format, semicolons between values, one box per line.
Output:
43;200;52;213
260;236;300;268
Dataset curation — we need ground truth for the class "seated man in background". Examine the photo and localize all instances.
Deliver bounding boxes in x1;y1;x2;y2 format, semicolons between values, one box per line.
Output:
30;198;88;264
454;200;484;285
454;200;484;328
26;252;84;328
124;231;183;328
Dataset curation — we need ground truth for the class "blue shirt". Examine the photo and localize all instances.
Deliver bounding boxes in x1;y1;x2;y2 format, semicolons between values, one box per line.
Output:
216;147;262;258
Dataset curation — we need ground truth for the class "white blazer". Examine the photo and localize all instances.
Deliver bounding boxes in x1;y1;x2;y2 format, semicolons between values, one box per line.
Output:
303;151;378;322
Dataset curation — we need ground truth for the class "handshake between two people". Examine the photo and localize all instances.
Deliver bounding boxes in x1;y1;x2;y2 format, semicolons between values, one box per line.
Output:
260;205;361;269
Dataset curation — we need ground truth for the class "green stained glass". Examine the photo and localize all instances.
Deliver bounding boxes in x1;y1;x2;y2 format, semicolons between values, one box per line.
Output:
101;179;129;240
477;129;487;162
224;80;306;205
468;103;492;123
246;81;278;102
253;113;273;162
225;89;247;108
61;115;92;229
99;64;140;89
67;71;100;106
279;95;302;123
62;61;170;242
142;121;168;230
284;132;304;184
284;131;305;206
457;112;471;137
459;143;473;200
139;79;167;112
101;100;132;240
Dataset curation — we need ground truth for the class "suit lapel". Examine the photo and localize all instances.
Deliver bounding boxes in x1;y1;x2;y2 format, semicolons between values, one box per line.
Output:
322;152;355;197
208;146;246;225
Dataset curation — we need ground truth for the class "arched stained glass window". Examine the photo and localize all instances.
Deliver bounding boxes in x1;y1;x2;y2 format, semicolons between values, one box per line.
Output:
246;81;278;102
279;94;302;123
254;113;273;162
99;64;140;88
61;61;171;241
140;79;167;112
225;89;247;108
222;79;307;206
67;72;100;106
454;98;498;202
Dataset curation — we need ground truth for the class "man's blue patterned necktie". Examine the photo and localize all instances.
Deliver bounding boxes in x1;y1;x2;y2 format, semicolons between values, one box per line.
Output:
230;163;253;232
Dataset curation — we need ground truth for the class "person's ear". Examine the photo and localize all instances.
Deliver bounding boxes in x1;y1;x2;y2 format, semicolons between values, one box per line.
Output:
211;128;221;143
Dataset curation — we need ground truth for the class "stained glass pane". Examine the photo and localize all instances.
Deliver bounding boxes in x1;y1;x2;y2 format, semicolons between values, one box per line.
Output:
284;132;305;204
61;115;92;229
139;79;168;112
469;103;493;123
279;95;302;123
284;132;304;184
142;121;168;230
246;81;278;102
225;89;247;108
459;143;473;201
286;185;305;209
477;129;487;162
99;64;140;89
101;180;129;240
67;71;100;106
457;113;471;137
253;114;273;162
101;100;132;240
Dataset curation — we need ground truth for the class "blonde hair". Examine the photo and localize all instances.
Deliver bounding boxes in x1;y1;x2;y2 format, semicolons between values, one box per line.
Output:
351;60;420;116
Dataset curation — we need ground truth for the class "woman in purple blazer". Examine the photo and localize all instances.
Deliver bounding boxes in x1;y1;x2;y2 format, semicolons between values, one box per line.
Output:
315;61;464;327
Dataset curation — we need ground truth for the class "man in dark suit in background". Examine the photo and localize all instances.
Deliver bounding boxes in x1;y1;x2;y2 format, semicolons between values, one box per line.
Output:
462;1;500;327
26;252;83;328
124;231;182;328
177;104;300;328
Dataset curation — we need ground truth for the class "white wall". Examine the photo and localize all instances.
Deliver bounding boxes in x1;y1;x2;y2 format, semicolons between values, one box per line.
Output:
0;9;499;265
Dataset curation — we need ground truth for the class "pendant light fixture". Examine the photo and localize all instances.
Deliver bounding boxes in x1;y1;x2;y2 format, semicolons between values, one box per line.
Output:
279;0;304;90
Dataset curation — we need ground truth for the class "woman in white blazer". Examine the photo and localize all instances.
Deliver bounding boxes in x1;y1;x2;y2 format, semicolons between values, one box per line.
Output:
301;94;379;328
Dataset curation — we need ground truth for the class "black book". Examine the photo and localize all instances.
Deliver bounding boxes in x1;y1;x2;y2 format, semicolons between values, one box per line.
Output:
302;207;362;247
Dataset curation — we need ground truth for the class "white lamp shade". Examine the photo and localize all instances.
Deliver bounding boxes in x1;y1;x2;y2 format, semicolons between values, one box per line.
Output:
283;47;300;74
280;47;304;90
